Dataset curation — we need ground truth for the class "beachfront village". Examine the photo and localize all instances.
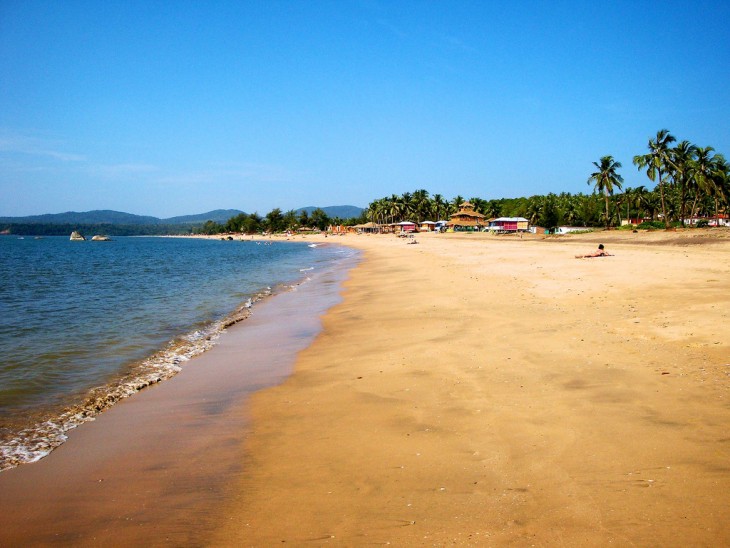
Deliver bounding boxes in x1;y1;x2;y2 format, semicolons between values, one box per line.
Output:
200;129;728;238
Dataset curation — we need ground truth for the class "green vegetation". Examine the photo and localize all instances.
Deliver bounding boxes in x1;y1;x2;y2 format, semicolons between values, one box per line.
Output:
587;155;623;228
365;191;603;230
2;129;726;237
363;129;727;231
194;207;368;236
632;129;728;228
1;223;198;237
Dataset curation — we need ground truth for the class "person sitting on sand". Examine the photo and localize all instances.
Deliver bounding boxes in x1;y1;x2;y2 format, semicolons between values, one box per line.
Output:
576;243;612;258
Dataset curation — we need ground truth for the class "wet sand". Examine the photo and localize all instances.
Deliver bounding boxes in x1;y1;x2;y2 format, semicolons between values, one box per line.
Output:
216;229;730;545
0;259;353;546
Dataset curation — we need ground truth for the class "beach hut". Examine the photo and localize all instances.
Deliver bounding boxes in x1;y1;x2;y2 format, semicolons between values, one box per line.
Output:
447;202;486;231
353;222;381;234
420;221;437;232
489;217;529;232
709;214;729;226
397;221;417;232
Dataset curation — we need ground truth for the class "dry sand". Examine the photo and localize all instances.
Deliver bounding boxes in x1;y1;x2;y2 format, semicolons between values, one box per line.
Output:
216;229;730;546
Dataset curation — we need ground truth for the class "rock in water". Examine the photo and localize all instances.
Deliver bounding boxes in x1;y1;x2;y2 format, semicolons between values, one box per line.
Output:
70;231;85;241
91;235;111;241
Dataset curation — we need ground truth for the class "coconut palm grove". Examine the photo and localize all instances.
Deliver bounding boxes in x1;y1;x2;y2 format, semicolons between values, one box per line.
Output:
365;129;728;231
205;128;727;234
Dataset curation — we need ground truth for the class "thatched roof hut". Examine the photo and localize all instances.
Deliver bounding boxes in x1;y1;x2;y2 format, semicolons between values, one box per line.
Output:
448;202;485;229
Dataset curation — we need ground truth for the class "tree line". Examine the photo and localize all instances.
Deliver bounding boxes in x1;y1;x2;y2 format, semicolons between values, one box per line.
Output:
365;129;727;230
588;129;728;228
204;128;730;235
0;222;198;237
196;207;365;235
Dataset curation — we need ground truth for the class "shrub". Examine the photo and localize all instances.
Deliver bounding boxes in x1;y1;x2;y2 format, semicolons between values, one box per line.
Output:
637;221;665;230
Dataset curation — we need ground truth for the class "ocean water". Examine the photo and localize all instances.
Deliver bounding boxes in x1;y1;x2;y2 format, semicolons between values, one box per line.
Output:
0;235;356;470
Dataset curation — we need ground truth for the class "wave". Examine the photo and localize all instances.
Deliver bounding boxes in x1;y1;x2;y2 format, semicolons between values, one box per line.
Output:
0;290;273;472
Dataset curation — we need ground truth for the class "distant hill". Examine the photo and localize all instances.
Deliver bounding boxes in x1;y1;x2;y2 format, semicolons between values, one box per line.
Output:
295;205;364;219
162;210;245;224
0;209;245;226
0;210;160;225
0;206;364;225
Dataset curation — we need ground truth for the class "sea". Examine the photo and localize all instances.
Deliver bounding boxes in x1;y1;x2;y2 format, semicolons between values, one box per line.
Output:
0;235;358;471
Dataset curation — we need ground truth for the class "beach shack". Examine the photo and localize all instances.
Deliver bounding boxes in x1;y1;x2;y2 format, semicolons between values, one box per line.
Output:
447;202;486;231
489;217;529;233
395;221;417;233
420;221;437;232
709;214;729;226
353;222;381;234
686;213;729;227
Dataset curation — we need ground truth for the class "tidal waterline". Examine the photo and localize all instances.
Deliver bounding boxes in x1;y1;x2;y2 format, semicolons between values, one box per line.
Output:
0;235;357;469
0;248;359;545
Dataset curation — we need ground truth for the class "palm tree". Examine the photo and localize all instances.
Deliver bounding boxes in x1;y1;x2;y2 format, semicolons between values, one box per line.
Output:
400;192;414;221
469;197;488;216
645;190;662;221
484;199;502;219
562;194;580;226
367;198;389;226
449;195;464;216
432;193;446;221
710;153;729;221
283;209;299;230
614;191;627;226
588;155;624;228
690;146;716;220
387;194;401;224
525;195;544;226
620;187;636;224
670;140;698;225
634;129;676;228
411;189;430;223
631;185;650;223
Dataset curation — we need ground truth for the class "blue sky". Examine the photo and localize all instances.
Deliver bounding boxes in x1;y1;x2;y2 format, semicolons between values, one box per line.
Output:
1;0;728;217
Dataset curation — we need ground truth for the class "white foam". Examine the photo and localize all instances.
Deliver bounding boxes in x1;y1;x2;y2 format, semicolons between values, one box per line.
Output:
0;290;275;472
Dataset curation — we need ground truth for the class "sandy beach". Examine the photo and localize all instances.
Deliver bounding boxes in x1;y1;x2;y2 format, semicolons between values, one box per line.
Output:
216;229;730;545
1;229;729;546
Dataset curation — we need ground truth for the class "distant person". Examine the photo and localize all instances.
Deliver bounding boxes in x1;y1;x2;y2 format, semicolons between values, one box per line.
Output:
576;244;612;258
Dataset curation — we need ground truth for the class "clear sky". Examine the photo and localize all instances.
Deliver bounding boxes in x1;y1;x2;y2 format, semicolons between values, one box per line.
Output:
1;0;728;218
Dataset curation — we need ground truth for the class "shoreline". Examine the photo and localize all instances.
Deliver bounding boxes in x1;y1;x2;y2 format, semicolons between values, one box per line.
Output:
215;229;730;545
1;229;728;545
0;236;349;472
0;246;358;545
